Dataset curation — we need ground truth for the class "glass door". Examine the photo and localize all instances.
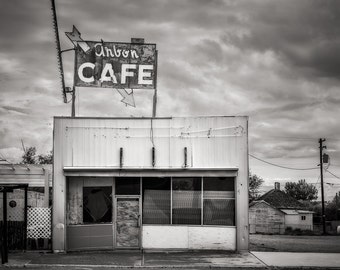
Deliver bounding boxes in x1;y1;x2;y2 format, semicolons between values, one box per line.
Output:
115;197;140;248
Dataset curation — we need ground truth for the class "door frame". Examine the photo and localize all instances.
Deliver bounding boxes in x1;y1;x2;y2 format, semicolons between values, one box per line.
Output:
114;195;142;249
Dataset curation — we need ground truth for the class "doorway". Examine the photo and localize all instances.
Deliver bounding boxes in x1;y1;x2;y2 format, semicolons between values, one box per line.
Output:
115;197;141;248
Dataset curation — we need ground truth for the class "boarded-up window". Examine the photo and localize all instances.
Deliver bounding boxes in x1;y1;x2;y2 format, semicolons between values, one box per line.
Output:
83;187;112;223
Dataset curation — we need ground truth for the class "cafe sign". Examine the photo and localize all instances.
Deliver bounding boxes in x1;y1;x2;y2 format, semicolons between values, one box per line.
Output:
75;41;157;89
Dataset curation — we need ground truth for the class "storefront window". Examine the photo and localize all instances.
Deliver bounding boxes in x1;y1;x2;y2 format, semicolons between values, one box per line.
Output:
172;177;201;225
83;186;112;223
142;177;171;224
116;177;140;195
203;177;235;226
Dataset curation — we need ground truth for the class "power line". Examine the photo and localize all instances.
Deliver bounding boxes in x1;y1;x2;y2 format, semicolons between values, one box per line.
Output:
326;182;340;186
249;154;319;171
252;135;340;142
325;169;340;180
253;135;316;141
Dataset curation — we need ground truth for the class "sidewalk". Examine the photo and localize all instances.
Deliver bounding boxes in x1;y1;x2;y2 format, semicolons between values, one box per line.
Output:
1;250;340;269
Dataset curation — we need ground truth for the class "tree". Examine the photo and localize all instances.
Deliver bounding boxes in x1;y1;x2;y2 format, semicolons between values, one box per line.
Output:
37;151;53;164
21;147;52;164
303;192;340;221
21;146;37;164
249;173;264;201
284;179;318;201
325;192;340;220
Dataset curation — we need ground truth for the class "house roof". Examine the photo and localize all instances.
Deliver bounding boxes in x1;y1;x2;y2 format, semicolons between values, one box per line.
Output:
280;209;314;215
255;189;305;209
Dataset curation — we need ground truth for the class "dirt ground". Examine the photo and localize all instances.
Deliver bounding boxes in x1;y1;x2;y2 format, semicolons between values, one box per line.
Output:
250;234;340;253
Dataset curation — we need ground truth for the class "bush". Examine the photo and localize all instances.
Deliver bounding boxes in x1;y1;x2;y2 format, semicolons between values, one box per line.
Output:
285;227;314;235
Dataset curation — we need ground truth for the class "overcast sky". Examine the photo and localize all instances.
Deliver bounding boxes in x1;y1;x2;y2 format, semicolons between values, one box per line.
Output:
0;0;340;199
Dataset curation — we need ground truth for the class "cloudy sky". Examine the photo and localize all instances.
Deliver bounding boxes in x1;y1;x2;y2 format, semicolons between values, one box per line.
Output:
1;0;340;199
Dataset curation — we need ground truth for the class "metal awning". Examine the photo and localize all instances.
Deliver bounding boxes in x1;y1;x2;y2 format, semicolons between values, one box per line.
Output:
63;167;239;177
0;184;29;192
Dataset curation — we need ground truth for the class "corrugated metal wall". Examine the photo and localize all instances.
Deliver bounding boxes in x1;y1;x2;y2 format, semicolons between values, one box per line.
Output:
57;116;246;169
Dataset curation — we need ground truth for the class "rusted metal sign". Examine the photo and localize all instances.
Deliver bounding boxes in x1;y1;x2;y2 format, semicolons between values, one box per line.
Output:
75;41;157;89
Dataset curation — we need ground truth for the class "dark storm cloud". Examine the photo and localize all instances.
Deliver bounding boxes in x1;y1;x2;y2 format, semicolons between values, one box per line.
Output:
223;0;340;79
57;0;237;30
0;1;52;48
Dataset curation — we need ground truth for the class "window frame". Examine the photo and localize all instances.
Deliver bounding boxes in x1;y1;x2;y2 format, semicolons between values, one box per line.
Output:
142;176;236;227
202;177;235;226
82;185;113;224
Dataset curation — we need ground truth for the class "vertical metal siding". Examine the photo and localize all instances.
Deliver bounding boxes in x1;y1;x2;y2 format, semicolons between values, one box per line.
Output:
59;116;247;169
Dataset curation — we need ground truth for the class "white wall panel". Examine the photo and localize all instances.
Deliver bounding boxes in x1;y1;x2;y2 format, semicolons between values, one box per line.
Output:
142;226;188;249
188;227;236;250
142;225;236;250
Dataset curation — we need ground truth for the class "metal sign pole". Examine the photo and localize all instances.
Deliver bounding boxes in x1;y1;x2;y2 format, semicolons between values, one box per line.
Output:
152;50;158;118
24;186;28;251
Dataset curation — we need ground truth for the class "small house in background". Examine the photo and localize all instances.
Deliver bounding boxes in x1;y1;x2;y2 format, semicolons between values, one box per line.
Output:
249;182;314;234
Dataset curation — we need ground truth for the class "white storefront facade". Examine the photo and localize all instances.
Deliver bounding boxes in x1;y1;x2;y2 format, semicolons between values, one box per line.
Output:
52;116;249;252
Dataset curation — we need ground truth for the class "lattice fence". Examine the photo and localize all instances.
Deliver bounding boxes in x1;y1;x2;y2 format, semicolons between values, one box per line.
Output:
27;207;51;239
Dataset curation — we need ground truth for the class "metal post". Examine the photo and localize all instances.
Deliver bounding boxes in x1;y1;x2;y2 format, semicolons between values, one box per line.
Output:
152;50;158;118
24;186;28;250
44;170;49;208
319;138;326;234
119;147;123;168
2;191;8;264
336;192;339;220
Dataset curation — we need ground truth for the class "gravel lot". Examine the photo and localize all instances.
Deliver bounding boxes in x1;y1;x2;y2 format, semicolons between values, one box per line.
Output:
250;234;340;253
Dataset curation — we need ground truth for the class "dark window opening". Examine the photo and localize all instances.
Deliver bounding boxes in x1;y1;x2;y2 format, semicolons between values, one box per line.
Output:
172;177;201;225
115;177;140;195
83;186;112;223
142;177;171;224
203;177;235;226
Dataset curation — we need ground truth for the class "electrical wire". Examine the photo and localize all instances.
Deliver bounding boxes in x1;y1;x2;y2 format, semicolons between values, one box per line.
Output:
249;154;319;171
325;169;340;180
150;118;155;148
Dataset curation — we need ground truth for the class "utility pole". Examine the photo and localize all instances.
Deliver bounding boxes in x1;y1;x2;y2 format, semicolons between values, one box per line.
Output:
319;138;326;234
336;192;339;220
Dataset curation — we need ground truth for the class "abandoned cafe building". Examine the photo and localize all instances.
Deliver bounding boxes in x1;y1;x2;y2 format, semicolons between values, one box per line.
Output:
52;116;249;252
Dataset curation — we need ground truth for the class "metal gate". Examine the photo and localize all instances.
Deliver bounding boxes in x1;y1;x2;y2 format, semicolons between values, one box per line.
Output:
0;186;28;251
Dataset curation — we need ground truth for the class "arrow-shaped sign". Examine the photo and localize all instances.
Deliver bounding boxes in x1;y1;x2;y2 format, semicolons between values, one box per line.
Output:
65;25;90;53
116;88;136;107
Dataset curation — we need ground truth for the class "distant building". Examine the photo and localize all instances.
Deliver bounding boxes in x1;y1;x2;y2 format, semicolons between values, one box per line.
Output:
249;182;313;234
